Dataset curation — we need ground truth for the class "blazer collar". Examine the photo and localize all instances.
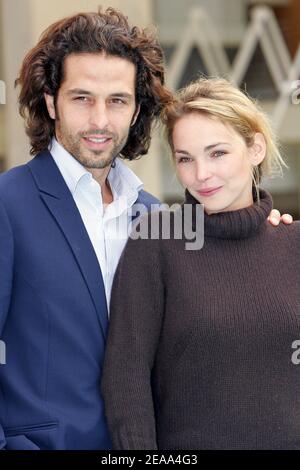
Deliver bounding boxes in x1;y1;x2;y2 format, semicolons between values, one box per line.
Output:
27;150;109;339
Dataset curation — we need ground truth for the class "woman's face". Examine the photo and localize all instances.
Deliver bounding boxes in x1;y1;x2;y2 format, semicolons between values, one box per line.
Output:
172;112;265;214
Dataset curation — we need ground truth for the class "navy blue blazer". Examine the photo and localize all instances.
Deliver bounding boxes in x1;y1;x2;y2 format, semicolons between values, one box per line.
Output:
0;150;160;450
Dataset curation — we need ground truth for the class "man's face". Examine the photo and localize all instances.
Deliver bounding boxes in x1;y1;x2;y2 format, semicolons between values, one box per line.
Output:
44;52;139;169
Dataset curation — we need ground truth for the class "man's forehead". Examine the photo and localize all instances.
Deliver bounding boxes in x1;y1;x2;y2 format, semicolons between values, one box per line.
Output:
63;52;136;74
61;52;136;90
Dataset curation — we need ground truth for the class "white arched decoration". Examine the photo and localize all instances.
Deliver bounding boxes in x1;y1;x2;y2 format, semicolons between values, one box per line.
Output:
167;6;300;132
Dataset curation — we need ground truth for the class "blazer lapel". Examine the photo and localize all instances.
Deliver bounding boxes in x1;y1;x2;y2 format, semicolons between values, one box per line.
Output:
28;151;108;339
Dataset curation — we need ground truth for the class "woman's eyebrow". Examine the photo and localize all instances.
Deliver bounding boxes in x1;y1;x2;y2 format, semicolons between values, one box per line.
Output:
204;142;230;151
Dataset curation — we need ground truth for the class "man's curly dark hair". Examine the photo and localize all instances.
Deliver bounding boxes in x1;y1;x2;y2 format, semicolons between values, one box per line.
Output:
15;8;172;158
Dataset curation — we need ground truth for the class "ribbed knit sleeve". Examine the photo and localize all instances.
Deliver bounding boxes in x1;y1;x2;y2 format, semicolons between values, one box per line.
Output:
102;214;164;450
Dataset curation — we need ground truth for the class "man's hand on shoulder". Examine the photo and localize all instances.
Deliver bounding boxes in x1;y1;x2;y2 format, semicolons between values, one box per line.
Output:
268;209;293;226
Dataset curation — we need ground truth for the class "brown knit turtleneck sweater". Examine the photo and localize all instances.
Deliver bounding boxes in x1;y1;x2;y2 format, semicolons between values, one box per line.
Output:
102;190;300;450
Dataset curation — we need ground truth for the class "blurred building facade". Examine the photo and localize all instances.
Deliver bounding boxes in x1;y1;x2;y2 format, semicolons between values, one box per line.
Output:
0;0;299;216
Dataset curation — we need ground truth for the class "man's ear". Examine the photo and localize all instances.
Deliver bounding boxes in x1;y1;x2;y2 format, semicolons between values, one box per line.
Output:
249;132;266;166
44;93;56;120
131;104;140;127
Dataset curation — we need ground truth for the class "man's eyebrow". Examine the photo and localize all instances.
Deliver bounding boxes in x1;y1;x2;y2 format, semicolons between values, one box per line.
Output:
109;92;134;100
66;90;134;100
66;89;93;95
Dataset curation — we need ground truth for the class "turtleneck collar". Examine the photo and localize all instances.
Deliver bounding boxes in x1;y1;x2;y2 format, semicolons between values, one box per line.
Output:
184;188;273;240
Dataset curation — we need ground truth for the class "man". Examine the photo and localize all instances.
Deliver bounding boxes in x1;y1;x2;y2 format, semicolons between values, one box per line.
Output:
0;8;291;451
0;9;171;450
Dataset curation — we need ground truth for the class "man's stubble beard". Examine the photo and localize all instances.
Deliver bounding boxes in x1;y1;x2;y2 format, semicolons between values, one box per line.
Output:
55;120;130;170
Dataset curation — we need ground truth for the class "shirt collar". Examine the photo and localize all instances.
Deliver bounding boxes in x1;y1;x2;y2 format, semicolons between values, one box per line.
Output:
107;158;143;201
49;138;90;195
49;137;143;203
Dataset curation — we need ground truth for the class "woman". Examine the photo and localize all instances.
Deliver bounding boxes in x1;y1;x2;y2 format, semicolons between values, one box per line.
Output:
102;78;300;450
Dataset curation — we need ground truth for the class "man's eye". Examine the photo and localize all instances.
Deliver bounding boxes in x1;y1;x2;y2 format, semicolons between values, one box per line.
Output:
74;96;89;101
111;98;126;105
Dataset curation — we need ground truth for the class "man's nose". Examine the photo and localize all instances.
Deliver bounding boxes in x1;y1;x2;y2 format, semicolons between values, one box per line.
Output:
89;101;109;129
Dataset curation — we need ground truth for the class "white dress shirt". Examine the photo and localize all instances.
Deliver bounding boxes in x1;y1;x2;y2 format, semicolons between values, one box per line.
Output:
50;138;143;308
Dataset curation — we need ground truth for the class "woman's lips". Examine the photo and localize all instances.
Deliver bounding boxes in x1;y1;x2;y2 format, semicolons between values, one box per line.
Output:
196;186;223;197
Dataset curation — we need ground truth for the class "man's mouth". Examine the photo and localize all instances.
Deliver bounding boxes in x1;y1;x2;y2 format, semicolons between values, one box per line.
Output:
82;135;113;150
85;137;110;143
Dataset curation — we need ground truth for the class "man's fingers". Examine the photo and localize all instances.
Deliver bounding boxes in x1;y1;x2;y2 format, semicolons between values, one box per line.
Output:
269;209;280;226
268;210;293;226
281;214;293;224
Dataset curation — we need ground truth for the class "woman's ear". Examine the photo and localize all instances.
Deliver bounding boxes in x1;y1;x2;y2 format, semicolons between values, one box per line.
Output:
44;93;56;120
249;132;266;166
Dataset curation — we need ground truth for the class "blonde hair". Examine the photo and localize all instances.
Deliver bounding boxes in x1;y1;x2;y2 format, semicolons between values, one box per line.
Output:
162;77;286;193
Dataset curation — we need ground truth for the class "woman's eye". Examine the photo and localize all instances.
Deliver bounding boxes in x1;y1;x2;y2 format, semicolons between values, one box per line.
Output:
177;156;192;163
212;150;226;158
